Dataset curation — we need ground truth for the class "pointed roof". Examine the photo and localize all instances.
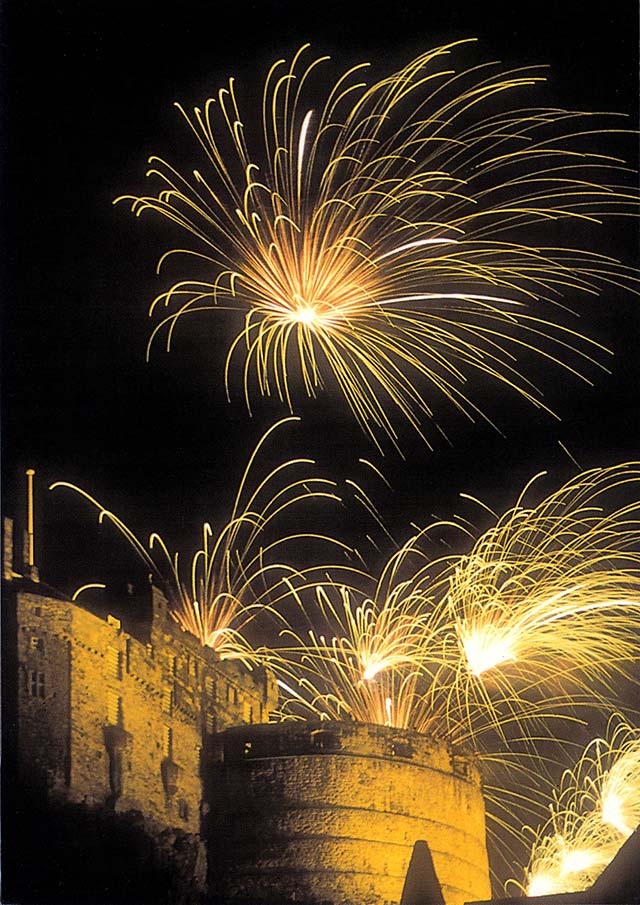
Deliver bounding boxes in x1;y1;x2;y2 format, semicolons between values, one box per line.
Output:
400;840;446;905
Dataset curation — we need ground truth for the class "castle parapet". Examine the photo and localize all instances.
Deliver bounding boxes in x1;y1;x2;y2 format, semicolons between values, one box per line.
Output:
207;720;491;905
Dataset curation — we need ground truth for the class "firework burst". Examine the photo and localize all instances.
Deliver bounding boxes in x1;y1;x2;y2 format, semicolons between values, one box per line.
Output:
441;463;640;731
267;520;444;721
272;561;444;731
50;417;346;661
117;41;637;450
270;526;541;746
270;462;640;746
518;716;640;896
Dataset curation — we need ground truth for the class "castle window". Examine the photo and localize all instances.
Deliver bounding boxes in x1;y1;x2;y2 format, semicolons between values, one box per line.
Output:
30;636;44;652
169;656;177;677
33;606;41;617
146;643;154;660
388;738;413;759
205;676;215;698
125;639;132;674
205;711;216;734
249;705;254;724
310;729;341;752
107;647;123;681
233;688;238;706
226;684;232;704
163;726;173;758
193;660;199;680
162;687;174;716
29;670;37;697
178;799;189;821
37;672;46;699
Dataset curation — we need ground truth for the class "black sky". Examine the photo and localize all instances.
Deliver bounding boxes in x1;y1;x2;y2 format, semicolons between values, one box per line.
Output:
2;0;639;594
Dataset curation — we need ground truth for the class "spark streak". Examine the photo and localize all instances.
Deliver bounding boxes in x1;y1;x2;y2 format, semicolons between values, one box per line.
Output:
50;418;345;661
270;463;640;749
442;463;640;729
118;41;638;451
519;717;640;895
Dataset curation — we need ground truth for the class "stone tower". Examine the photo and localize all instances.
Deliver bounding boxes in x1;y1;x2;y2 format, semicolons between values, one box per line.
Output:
207;721;492;905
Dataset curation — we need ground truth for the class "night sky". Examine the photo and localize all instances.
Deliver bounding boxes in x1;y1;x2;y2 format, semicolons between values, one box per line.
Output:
2;0;639;596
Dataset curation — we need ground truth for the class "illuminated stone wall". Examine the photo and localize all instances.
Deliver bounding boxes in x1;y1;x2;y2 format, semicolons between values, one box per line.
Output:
208;721;492;905
15;585;278;838
15;584;489;905
17;592;72;796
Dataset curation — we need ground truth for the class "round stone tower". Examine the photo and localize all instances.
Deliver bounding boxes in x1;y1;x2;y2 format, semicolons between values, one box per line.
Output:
205;721;491;905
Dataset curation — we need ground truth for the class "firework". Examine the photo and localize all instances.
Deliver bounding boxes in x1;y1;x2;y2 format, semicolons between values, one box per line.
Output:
268;519;446;722
441;463;640;731
271;463;640;741
518;716;640;895
270;526;539;745
272;574;441;730
598;721;640;839
50;417;346;661
117;41;637;450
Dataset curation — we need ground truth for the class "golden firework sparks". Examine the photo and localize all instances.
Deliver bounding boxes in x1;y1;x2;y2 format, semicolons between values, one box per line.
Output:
598;722;640;839
117;41;638;451
270;527;533;745
272;579;439;729
516;716;640;896
269;463;640;746
440;463;640;730
50;417;347;661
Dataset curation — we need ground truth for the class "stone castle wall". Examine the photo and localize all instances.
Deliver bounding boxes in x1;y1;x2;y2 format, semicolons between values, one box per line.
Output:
208;721;492;905
15;585;278;838
13;579;491;905
17;592;73;795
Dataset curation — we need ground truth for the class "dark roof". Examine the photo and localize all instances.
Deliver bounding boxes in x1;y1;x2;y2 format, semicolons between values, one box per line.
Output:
401;840;446;905
4;575;71;603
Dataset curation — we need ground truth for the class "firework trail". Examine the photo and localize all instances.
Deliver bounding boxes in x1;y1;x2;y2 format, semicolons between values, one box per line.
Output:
270;462;640;740
270;522;466;735
440;462;640;733
270;524;563;747
50;417;349;661
118;41;638;451
516;716;640;896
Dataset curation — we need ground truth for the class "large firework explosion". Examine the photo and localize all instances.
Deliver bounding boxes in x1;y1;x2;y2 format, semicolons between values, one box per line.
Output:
516;716;640;896
118;41;638;452
272;462;640;741
50;417;351;662
441;462;640;732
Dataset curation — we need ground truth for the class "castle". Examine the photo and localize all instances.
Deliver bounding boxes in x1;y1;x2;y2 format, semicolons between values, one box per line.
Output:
2;496;492;905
